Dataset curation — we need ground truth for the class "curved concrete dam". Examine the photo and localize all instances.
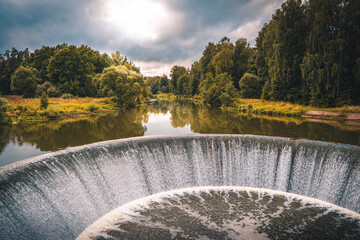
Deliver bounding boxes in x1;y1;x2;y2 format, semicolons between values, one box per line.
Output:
0;134;359;239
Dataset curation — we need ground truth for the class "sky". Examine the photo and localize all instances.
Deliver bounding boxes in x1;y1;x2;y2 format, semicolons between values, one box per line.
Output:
0;0;284;76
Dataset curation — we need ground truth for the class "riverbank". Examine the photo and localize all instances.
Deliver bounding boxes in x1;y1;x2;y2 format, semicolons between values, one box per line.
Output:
2;96;118;124
156;93;360;124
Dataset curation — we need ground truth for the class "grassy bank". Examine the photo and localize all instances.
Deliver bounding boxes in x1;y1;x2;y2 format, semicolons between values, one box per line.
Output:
3;96;117;123
156;93;360;117
233;98;360;117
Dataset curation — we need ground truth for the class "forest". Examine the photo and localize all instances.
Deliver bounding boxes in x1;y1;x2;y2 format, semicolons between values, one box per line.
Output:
148;0;360;107
0;45;149;108
1;0;359;115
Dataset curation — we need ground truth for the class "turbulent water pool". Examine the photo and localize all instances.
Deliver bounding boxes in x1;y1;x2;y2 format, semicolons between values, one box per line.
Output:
77;187;360;240
0;134;359;239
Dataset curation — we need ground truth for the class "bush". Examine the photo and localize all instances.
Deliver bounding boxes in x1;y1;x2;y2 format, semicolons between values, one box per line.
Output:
40;92;49;110
88;104;98;112
47;86;60;97
239;73;264;99
11;66;39;98
0;98;9;124
61;93;74;99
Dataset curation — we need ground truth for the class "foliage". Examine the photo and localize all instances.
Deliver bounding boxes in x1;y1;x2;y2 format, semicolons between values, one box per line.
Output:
165;36;254;105
36;81;60;97
98;65;144;107
0;48;29;95
200;73;237;107
61;93;74;99
47;45;97;97
170;66;188;94
144;75;169;95
239;73;263;99
4;97;116;123
160;0;360;108
257;0;360;107
10;66;39;98
40;92;49;110
0;98;9;124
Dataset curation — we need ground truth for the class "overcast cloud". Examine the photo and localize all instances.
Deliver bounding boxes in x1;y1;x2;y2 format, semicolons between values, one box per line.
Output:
0;0;283;76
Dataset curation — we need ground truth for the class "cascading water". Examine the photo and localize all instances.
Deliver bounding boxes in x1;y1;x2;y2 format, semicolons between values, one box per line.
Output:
0;134;359;239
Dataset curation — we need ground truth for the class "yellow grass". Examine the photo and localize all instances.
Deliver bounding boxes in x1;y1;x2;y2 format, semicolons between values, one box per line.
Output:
4;96;117;123
232;98;360;117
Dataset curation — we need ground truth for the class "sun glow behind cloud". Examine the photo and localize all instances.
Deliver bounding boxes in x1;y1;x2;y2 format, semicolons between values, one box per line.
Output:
107;0;170;41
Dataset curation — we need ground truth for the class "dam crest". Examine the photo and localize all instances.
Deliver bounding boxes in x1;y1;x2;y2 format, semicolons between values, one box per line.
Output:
0;134;359;239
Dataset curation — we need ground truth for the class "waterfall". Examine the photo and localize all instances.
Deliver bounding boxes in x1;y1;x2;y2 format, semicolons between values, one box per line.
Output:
0;134;359;240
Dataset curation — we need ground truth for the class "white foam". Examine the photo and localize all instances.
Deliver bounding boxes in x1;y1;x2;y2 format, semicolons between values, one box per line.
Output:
76;186;360;240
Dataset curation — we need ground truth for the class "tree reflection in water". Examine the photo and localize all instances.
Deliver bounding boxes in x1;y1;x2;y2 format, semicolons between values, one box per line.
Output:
1;100;360;166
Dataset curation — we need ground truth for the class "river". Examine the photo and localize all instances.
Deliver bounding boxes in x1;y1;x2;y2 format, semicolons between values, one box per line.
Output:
1;100;359;167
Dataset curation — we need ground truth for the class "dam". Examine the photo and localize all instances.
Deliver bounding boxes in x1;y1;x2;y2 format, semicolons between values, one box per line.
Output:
0;135;359;239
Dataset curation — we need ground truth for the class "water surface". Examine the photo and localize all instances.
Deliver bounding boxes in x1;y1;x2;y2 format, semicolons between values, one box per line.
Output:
1;100;359;167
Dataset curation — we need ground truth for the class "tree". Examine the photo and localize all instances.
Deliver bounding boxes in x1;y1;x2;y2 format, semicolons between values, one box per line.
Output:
0;98;8;124
40;92;49;109
36;81;59;97
10;66;39;98
98;65;143;107
177;74;191;96
47;45;97;97
0;48;29;94
200;73;237;107
189;61;201;95
22;45;59;83
233;38;254;89
170;66;187;94
257;0;306;102
301;0;360;106
239;73;264;99
145;76;161;94
160;75;169;93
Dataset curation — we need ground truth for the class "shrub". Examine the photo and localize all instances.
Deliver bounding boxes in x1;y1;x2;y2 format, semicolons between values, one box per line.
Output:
47;86;60;97
11;66;39;98
0;98;9;124
61;93;74;99
40;92;49;110
88;104;98;112
239;73;264;99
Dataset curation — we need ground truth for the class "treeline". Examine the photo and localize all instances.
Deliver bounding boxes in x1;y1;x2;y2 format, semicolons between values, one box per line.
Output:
147;0;360;107
0;44;149;107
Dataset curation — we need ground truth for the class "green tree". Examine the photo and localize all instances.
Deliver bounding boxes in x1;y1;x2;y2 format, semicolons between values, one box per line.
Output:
301;0;360;106
233;38;254;89
0;48;29;94
160;75;169;93
47;45;97;97
0;98;9;125
99;65;143;107
259;0;306;102
145;76;161;94
170;65;187;94
200;73;237;107
189;61;201;95
40;91;49;109
36;81;59;97
177;74;191;96
10;66;39;98
239;73;264;99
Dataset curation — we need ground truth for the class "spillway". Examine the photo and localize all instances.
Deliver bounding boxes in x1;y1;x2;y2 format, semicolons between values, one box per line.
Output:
0;134;359;239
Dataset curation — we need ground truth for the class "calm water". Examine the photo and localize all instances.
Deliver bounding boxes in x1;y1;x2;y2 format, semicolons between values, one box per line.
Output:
1;100;360;167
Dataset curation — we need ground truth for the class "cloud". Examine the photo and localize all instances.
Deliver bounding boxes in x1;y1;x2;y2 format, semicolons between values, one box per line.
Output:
0;0;284;76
